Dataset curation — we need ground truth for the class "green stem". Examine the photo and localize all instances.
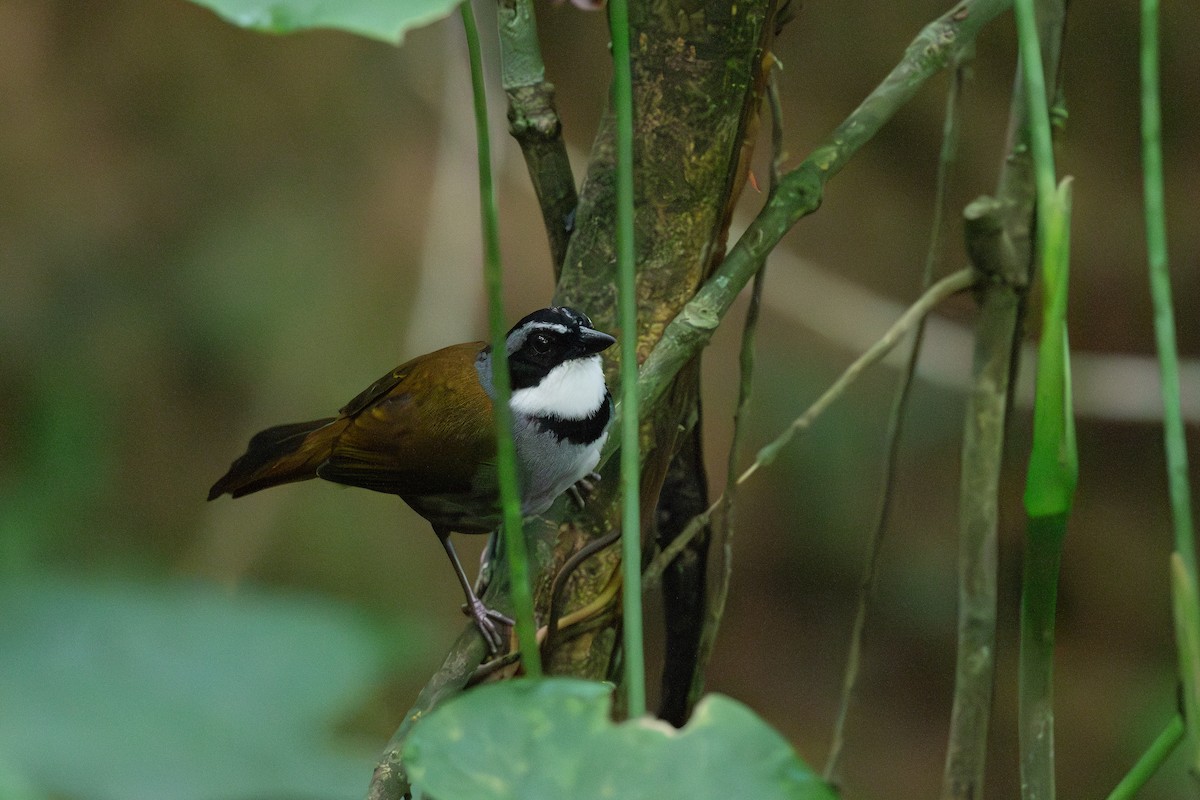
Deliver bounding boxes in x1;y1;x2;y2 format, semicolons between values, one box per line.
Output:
1105;715;1185;800
1018;513;1067;800
1014;1;1076;797
608;0;645;717
1013;0;1059;257
1141;0;1197;577
1141;1;1200;775
460;0;541;679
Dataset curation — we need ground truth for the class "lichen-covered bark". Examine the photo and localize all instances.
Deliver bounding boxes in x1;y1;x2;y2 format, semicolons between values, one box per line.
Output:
545;0;778;683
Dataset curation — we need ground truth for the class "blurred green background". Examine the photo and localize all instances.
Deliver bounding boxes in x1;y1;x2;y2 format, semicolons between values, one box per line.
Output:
1;1;1198;798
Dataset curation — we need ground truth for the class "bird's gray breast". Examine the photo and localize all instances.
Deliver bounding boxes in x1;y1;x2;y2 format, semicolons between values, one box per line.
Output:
512;403;610;515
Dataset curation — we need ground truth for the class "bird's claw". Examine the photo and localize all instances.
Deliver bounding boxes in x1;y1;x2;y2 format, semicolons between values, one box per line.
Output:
462;597;513;653
567;472;602;509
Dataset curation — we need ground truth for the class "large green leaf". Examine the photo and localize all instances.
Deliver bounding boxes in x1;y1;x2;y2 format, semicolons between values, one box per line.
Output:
403;679;837;800
0;573;422;800
186;0;462;45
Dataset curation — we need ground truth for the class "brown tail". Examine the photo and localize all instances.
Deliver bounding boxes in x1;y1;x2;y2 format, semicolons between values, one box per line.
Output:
208;417;342;500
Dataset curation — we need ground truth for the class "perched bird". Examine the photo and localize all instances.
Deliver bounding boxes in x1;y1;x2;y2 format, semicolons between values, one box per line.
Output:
208;307;615;651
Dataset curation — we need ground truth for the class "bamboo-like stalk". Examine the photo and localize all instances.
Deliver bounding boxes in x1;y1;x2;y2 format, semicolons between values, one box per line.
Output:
461;0;542;678
1140;0;1200;779
608;0;646;719
373;3;1016;794
1012;7;1077;799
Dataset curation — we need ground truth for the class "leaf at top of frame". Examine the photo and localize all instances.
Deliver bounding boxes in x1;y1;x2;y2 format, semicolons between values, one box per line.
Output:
187;0;463;45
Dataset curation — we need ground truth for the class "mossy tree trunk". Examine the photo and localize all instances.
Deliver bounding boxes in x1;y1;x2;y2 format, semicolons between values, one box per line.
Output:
547;0;778;690
368;3;779;796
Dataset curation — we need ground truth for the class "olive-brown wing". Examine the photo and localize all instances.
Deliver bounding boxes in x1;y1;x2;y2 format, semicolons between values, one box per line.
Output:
316;342;496;497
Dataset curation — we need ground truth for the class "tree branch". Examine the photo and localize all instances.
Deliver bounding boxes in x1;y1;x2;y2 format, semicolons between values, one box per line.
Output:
626;0;1011;441
497;0;577;273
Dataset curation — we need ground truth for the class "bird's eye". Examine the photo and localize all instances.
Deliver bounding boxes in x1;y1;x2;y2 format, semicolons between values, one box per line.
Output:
531;333;552;354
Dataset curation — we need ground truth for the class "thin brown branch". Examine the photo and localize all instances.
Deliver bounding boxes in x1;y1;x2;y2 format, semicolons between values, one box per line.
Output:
644;268;979;590
824;54;971;787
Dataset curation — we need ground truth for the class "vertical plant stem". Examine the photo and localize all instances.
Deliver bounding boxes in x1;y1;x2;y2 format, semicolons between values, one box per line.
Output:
1105;715;1186;800
1014;0;1076;794
461;0;541;678
1018;513;1067;800
1141;0;1200;776
825;58;967;785
1141;0;1198;577
608;0;646;717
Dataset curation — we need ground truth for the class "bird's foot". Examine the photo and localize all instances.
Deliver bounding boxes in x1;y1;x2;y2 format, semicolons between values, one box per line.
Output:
567;472;602;509
462;596;514;654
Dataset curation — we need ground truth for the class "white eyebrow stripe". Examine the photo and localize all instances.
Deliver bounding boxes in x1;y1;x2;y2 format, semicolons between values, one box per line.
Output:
528;323;570;335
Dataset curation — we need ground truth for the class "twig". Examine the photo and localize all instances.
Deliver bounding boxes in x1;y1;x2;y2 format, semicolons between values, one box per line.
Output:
543;529;621;662
644;268;978;589
496;0;577;272
824;54;969;787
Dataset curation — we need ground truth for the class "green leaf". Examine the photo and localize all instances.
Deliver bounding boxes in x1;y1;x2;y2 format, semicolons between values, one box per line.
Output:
186;0;462;45
403;678;836;800
0;573;422;800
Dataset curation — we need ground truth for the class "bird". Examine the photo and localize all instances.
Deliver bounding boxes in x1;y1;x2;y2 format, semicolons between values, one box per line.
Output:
208;306;616;652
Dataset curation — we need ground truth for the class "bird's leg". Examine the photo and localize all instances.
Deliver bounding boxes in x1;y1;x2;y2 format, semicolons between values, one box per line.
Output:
437;530;513;654
473;530;501;596
567;471;602;509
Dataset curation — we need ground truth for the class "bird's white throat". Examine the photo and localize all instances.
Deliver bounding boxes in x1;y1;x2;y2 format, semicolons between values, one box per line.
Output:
510;355;607;420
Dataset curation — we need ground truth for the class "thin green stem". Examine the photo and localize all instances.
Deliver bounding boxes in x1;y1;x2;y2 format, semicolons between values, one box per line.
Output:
1141;3;1200;776
609;0;645;717
1105;715;1185;800
460;0;541;679
1141;0;1196;577
1013;0;1059;256
1141;0;1196;575
1014;1;1076;794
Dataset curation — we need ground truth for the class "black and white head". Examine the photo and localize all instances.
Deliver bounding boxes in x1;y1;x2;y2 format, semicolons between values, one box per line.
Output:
498;307;614;421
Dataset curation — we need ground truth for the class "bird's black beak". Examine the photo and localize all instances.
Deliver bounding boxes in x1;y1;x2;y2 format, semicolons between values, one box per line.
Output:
579;327;617;355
